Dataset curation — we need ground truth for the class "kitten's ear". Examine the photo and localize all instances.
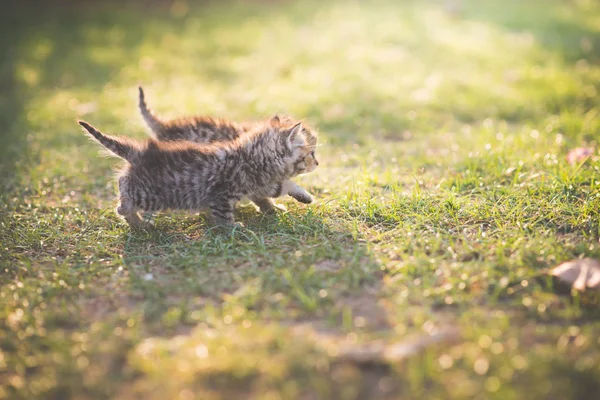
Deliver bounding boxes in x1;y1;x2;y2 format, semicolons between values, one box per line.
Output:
286;122;305;150
269;115;281;124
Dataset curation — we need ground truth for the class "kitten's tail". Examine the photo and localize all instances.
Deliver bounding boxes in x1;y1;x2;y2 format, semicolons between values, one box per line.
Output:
78;120;139;163
138;86;166;137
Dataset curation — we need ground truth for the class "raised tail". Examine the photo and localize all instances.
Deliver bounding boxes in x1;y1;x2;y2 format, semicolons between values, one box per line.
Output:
78;121;139;163
138;86;166;136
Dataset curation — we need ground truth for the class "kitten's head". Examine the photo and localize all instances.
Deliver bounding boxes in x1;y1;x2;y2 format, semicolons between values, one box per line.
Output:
272;117;319;176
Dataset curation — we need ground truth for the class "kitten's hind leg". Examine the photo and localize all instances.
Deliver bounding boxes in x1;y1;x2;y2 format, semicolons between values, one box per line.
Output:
250;196;281;214
117;175;148;229
117;201;144;228
209;199;236;227
281;180;313;204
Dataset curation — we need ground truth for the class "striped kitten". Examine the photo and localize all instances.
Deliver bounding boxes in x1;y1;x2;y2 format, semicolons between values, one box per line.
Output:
78;118;318;228
138;87;316;212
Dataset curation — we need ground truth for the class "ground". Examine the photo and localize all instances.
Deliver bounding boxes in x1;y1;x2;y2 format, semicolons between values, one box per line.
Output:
1;0;600;398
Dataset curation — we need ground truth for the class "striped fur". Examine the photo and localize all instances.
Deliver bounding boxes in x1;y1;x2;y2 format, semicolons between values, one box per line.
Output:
79;119;318;228
79;121;140;163
138;87;318;212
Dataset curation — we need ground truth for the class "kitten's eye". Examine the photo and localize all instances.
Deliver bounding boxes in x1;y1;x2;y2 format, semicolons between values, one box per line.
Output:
310;151;315;157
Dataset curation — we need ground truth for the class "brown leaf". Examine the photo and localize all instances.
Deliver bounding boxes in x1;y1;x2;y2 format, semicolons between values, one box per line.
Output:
566;147;594;165
549;258;600;291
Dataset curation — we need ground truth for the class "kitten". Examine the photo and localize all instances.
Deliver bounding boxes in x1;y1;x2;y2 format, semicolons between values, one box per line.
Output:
138;86;316;212
78;118;318;228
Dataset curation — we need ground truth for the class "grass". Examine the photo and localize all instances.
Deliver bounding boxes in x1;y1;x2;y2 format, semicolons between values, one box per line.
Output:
1;0;600;398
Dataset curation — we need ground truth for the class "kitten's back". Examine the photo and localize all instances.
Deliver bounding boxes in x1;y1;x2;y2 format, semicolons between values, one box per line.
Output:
138;86;243;143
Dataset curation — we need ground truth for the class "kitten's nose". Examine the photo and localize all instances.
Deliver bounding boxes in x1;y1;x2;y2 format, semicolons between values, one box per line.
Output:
315;160;319;166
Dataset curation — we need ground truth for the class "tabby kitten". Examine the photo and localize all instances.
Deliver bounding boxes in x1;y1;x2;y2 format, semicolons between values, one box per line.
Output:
138;86;316;211
78;118;318;228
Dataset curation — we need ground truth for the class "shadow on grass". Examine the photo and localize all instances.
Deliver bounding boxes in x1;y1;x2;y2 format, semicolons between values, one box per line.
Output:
0;8;30;196
119;206;387;328
114;206;397;398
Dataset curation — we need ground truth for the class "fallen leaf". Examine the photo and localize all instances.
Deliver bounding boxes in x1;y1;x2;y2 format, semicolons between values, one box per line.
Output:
566;147;594;165
549;258;600;291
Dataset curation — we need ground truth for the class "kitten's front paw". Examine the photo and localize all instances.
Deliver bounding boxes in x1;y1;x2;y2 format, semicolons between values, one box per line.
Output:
258;204;276;215
261;203;287;214
290;192;313;204
274;203;288;212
